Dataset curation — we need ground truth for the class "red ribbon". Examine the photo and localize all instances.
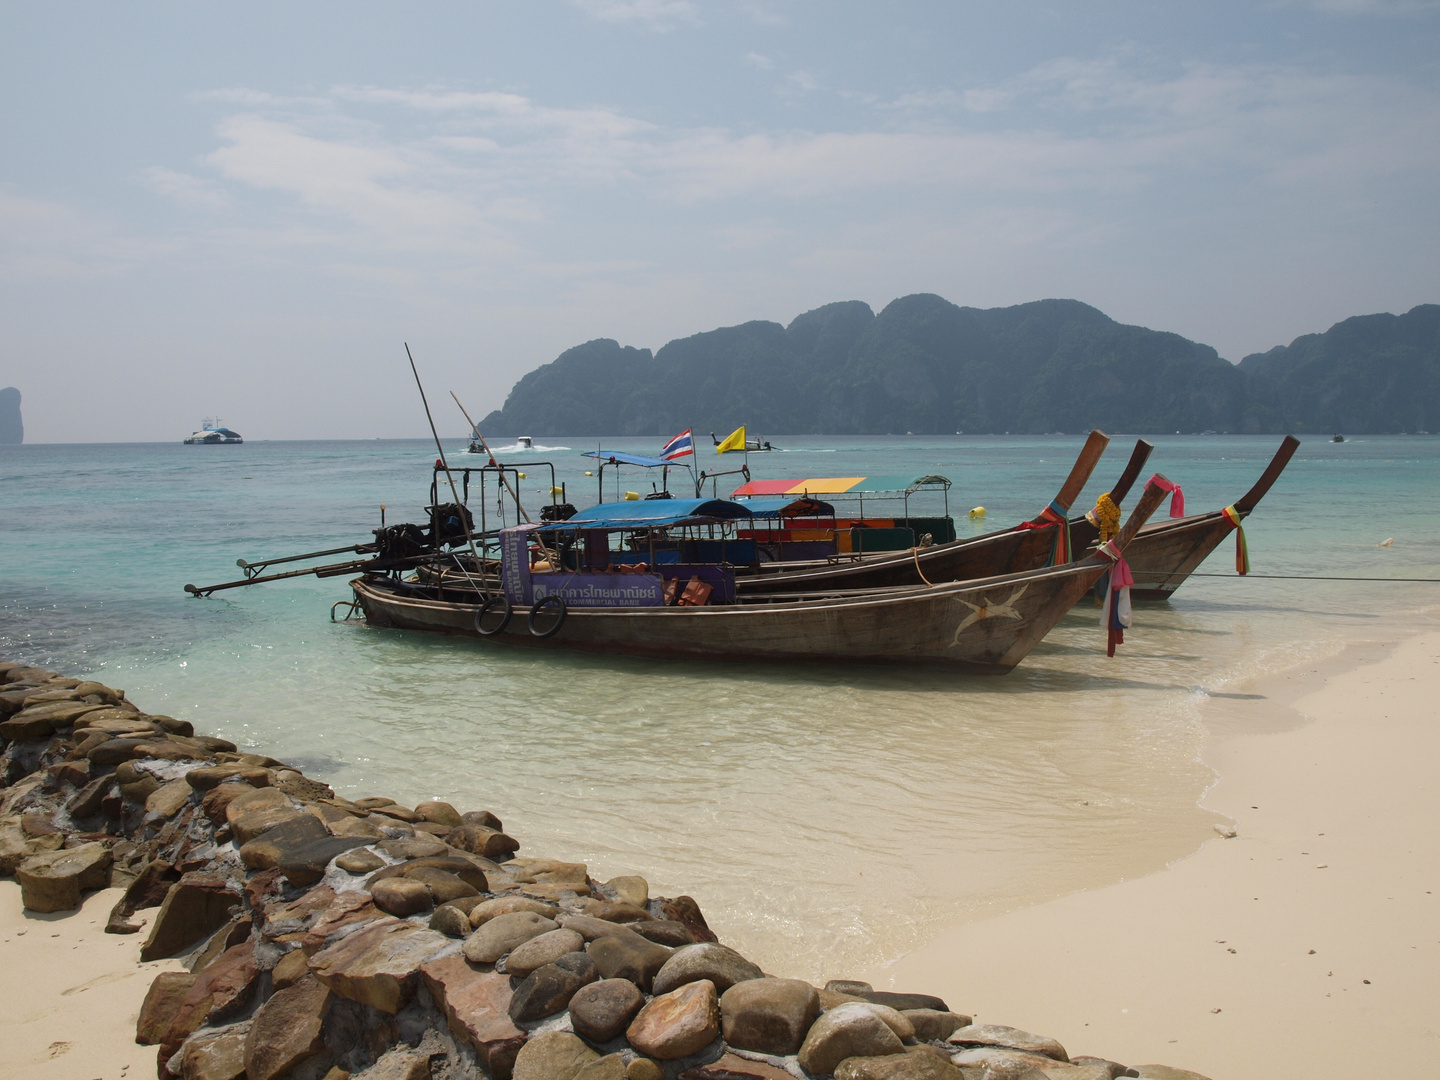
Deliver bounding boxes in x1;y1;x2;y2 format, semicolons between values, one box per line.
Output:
1146;474;1185;517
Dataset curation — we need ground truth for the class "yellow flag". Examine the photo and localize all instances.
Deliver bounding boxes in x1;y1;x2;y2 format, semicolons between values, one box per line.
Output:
716;425;747;454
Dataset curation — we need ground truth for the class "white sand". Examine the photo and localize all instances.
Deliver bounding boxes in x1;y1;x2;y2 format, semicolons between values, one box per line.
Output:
869;630;1440;1078
0;882;183;1080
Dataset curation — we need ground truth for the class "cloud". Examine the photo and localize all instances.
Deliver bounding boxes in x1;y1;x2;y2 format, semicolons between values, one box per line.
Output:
0;188;160;280
140;166;232;211
742;52;775;70
571;0;699;25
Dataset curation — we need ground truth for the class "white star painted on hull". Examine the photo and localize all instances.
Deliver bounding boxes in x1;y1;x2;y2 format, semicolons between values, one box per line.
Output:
950;584;1029;647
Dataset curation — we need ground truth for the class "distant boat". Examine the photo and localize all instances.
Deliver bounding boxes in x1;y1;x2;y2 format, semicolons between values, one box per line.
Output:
183;418;242;445
1332;434;1345;443
710;431;775;452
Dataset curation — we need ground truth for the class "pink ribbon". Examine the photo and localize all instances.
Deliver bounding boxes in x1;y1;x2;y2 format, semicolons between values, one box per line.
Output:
1147;474;1185;517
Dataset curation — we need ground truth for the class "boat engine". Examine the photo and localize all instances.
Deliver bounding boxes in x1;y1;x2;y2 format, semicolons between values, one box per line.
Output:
427;502;476;548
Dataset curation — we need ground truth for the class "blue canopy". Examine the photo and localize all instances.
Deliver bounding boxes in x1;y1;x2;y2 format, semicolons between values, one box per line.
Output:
734;496;836;518
536;497;755;532
581;450;671;468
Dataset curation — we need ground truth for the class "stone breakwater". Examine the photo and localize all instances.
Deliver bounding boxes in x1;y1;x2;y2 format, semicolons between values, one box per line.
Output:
0;659;1213;1080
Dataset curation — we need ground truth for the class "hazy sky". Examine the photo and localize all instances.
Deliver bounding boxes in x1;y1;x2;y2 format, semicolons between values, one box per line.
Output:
2;1;1437;441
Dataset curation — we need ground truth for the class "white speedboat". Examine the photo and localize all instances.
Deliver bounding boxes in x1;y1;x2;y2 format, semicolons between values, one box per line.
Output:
184;418;243;445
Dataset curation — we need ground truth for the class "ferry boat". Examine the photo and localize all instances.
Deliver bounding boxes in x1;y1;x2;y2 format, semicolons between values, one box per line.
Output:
184;419;243;445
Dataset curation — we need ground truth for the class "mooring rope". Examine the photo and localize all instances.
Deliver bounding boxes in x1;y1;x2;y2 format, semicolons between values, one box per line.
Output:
1138;573;1440;583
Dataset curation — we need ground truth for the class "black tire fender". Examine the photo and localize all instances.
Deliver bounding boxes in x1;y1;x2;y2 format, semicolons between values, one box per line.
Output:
528;595;568;639
475;595;512;637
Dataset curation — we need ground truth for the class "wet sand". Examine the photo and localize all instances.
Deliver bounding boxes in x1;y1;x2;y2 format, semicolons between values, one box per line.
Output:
0;883;182;1080
869;628;1440;1079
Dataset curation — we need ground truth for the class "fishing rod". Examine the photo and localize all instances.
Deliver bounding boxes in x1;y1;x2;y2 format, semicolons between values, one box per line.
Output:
405;344;489;594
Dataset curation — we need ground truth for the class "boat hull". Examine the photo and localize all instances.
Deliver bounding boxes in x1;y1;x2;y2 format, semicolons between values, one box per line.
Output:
351;555;1112;673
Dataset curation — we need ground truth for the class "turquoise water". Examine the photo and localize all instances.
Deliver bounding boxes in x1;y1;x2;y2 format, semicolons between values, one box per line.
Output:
3;435;1439;978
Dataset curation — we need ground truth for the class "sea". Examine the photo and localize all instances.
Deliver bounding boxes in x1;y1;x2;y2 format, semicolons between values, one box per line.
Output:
3;434;1439;981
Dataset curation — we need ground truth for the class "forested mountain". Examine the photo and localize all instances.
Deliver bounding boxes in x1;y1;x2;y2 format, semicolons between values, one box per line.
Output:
478;296;1440;437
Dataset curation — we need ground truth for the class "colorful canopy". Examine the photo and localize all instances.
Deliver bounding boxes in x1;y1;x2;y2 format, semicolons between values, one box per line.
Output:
731;475;950;497
535;497;754;531
581;450;672;468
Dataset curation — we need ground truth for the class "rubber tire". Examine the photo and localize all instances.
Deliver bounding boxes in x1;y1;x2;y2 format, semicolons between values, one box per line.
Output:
475;595;512;637
527;595;567;639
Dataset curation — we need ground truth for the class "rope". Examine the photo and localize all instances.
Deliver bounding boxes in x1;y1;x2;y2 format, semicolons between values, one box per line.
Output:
1139;573;1440;582
911;547;934;587
1220;504;1249;574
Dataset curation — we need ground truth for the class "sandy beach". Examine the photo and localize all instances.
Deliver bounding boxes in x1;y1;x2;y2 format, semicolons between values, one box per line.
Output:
869;625;1440;1078
0;883;183;1080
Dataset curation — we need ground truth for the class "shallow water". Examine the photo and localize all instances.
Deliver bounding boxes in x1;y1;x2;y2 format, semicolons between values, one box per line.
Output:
3;434;1438;979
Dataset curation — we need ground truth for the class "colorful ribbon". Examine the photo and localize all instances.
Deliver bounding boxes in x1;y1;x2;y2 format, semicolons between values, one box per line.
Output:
1017;500;1072;565
1221;504;1250;574
1146;474;1185;517
1101;556;1135;657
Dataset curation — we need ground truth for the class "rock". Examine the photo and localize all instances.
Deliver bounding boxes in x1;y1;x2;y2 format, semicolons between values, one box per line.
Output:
299;892;379;950
449;823;520;858
559;913;644;942
186;764;270;790
834;1052;965;1080
372;802;422;822
201;783;254;825
397;855;490;892
326;813;388;840
420;957;528;1079
606;874;649;907
630;919;694;947
855;1002;915;1042
190;918;252;976
509;962;587;1023
308;918;451;1014
861;990;950;1013
718;976;820;1055
463;910;558;963
277;836;373;888
512;1031;598;1080
587;929;672;991
461;809;503;829
950;1047;1069;1075
141;874;239;961
798;1002;906;1077
554;950;599;984
404;866;478;904
948;1024;1068;1062
429;903;474;938
362;1045;433;1080
371;877;435;917
575;898;651;923
626;978;721;1061
574;1055;627;1080
378;837;448;860
146;777;194;818
651;941;762;996
509;856;588;886
1071;1057;1136;1079
506;927;585;977
468;895;560;927
1134;1068;1214;1080
336;848;386;874
657;895;717;943
414;800;464;826
65;774;113;819
16;841;112;912
229;803;308;846
120;773;163;802
676;1052;794;1079
136;971;199;1044
180;1022;249;1080
159;943;260;1062
904;1010;969;1042
238;813;330;870
626;1059;664;1080
272;949;310;990
568;978;645;1044
243;975;333;1080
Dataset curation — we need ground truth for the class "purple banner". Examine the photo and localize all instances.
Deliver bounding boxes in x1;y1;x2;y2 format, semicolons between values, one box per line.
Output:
499;526;533;605
531;572;665;608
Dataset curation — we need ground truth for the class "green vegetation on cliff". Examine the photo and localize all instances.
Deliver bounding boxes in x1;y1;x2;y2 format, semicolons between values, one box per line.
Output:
479;296;1439;436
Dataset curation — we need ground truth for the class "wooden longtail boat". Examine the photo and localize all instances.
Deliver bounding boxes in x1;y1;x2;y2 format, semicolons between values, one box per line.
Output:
348;478;1171;672
1116;435;1300;600
733;430;1130;595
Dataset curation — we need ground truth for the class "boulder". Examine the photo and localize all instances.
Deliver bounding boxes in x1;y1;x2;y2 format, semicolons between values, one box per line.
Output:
554;950;599;985
605;874;648;907
429;903;474;938
141;874;239;961
185;763;271;790
336;847;387;874
449;823;520;859
512;1031;598;1080
404;866;479;904
228;798;308;846
16;841;112;912
834;1051;966;1080
237;813;330;870
201;783;254;825
308;918;451;1014
363;1045;435;1080
271;949;310;990
574;1055;627;1080
243;975;333;1080
903;1010;969;1042
950;1047;1071;1074
854;1002;916;1042
505;927;585;977
461;809;504;829
651;942;762;995
420;957;528;1079
586;929;672;991
158;943;260;1063
676;1052;794;1079
508;962;587;1023
145;777;194;819
136;971;199;1044
568;978;645;1044
718;976;820;1055
559;913;643;942
630;919;694;947
371;877;435;917
1071;1057;1137;1079
414;800;464;826
1134;1068;1214;1080
403;855;490;891
657;895;717;943
179;1021;249;1080
861;991;950;1013
798;1002;906;1077
627;1059;664;1080
463;910;558;963
65;775;114;820
626;978;721;1061
948;1024;1068;1062
276;836;372;888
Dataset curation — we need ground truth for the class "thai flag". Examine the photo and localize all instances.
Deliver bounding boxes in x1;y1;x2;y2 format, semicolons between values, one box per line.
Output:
660;429;694;460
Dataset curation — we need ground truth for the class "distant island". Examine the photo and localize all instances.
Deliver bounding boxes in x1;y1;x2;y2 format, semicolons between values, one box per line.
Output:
479;297;1440;437
0;387;21;444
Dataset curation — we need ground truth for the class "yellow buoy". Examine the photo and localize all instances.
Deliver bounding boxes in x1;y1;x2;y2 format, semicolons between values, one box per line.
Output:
516;472;526;479
969;506;986;518
624;491;641;501
550;486;564;496
584;471;593;477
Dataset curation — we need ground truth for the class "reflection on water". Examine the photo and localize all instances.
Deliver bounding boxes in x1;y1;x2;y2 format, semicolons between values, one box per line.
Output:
2;436;1438;977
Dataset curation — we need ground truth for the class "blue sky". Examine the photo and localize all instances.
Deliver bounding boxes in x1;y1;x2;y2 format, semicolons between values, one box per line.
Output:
2;1;1437;440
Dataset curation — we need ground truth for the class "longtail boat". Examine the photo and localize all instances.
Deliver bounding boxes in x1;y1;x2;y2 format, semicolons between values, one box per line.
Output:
347;478;1171;672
